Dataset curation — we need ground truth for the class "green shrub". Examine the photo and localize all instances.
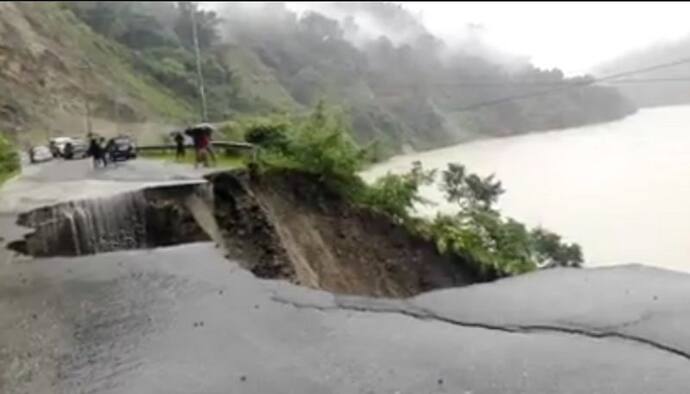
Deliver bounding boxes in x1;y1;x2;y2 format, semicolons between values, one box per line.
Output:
360;161;435;223
530;228;583;268
244;119;290;151
428;162;583;277
0;134;20;184
429;210;536;278
250;102;370;195
287;108;365;186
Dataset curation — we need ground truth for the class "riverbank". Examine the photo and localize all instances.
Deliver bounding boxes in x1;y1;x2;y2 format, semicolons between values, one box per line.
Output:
363;105;690;273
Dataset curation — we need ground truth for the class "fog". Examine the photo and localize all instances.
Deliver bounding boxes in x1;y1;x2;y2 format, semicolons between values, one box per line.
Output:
203;1;531;72
201;2;690;76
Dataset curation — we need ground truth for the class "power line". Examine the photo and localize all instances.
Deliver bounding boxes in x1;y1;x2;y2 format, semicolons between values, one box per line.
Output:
597;57;690;82
449;56;690;112
375;77;690;89
604;77;690;84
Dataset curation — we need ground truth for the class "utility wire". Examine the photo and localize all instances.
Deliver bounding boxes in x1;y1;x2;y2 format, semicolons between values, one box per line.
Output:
448;56;690;112
369;57;690;110
596;56;690;82
603;77;690;84
373;77;690;88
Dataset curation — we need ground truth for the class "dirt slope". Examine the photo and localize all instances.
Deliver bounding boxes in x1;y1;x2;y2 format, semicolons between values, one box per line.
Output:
0;2;190;144
209;170;478;297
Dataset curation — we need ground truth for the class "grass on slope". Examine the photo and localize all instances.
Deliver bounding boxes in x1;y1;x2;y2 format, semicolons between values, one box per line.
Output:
218;44;299;112
140;150;246;169
25;2;193;122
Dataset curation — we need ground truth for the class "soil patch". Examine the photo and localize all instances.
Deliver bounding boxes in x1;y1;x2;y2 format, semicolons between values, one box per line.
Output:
208;170;479;297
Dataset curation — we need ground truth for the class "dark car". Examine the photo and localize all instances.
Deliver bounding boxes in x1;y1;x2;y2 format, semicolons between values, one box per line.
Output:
106;136;137;162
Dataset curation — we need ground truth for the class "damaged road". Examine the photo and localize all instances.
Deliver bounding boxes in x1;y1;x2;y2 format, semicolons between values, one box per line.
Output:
3;159;690;393
272;266;690;363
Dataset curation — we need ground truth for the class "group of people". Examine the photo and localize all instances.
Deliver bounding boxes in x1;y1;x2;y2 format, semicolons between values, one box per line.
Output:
174;124;217;169
87;134;112;168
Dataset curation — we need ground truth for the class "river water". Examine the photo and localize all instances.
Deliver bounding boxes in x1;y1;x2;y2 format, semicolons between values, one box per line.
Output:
363;105;690;272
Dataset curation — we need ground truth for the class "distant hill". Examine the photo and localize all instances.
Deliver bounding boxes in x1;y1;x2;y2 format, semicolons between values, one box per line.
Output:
0;1;636;154
596;35;690;108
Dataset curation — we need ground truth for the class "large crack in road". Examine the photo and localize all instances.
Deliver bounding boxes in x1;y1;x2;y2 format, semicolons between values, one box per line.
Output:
271;294;690;363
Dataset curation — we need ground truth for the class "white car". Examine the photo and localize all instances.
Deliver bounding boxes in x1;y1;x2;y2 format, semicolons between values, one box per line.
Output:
49;137;74;157
29;146;54;164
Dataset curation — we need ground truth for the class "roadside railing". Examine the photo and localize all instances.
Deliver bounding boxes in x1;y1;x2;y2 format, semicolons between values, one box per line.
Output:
136;140;254;152
136;140;258;163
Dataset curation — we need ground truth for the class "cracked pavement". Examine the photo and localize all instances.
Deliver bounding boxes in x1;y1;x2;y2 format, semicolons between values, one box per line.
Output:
3;160;690;393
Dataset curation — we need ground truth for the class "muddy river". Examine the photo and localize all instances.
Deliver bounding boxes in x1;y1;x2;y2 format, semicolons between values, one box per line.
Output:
363;105;690;272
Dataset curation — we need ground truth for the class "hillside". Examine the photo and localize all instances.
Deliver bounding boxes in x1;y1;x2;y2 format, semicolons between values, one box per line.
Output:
596;35;690;108
0;2;194;146
1;2;636;154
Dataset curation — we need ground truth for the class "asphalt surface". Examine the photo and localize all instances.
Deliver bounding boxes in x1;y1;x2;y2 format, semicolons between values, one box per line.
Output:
2;159;690;393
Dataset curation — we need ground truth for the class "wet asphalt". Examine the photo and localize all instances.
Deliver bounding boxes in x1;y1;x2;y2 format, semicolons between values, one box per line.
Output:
2;159;690;393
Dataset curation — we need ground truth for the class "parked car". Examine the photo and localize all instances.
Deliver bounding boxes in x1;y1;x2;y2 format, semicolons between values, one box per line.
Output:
49;137;73;157
106;135;137;162
29;145;54;164
63;138;89;160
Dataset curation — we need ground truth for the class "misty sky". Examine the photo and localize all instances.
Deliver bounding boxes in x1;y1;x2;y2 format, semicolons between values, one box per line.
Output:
401;2;690;75
202;2;690;76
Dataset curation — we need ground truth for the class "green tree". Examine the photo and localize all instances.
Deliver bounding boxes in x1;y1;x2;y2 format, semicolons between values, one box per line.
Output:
530;228;583;268
174;2;220;50
441;163;504;210
65;2;177;48
362;161;436;223
429;162;580;277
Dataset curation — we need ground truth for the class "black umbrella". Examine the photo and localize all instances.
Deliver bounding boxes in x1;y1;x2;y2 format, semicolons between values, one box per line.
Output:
186;123;214;137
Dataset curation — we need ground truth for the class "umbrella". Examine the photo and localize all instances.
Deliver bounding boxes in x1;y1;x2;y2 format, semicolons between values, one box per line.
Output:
184;123;214;138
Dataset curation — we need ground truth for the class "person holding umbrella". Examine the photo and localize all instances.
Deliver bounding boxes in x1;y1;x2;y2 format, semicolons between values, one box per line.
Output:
185;124;211;169
197;123;217;167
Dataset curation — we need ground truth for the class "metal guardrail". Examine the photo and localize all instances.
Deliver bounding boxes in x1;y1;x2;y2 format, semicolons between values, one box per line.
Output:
136;140;255;152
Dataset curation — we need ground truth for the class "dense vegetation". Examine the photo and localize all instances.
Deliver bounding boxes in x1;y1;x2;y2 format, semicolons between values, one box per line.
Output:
62;1;635;156
246;104;583;278
0;134;20;184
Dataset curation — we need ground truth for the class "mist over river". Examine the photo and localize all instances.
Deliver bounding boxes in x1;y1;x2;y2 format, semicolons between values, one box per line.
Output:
363;105;690;272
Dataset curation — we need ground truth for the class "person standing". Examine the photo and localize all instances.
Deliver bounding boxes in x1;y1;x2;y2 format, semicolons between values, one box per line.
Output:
196;130;210;168
204;127;217;167
105;138;116;166
99;137;109;167
185;126;205;169
87;136;102;168
174;132;186;161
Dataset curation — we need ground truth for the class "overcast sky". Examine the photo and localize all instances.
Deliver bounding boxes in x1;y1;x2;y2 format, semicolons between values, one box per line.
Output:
401;2;690;75
203;2;690;76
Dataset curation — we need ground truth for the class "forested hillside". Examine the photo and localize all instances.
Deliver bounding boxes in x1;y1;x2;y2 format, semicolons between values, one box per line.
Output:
1;1;636;154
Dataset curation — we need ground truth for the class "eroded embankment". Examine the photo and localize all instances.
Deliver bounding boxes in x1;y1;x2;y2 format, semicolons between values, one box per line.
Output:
208;170;478;297
8;170;479;297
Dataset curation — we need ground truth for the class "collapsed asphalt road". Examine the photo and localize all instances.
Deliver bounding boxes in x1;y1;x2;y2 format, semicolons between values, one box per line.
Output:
2;159;690;393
